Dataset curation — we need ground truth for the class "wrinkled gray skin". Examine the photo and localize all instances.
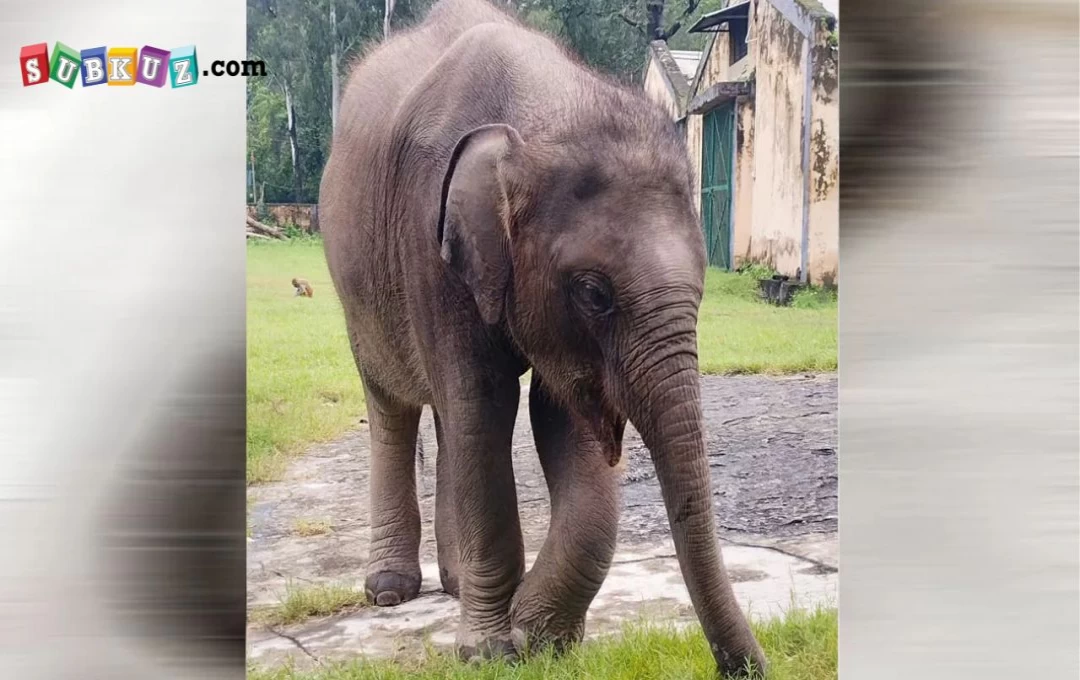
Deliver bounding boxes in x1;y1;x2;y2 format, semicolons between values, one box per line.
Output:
320;0;765;675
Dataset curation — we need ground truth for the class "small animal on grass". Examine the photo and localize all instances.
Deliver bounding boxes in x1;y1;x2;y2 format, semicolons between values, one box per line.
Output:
292;278;313;297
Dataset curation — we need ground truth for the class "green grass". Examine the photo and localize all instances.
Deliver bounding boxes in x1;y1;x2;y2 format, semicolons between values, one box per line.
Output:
697;270;836;375
250;581;367;628
247;606;837;680
247;239;366;483
246;239;836;482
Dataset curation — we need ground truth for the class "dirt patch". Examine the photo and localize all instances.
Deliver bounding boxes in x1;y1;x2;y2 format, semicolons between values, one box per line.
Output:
247;375;837;667
249;374;836;608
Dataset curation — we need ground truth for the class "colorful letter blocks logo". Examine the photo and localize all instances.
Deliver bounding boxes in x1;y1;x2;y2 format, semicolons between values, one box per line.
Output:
19;42;199;89
169;46;198;88
137;46;170;87
107;47;137;86
80;47;107;87
49;42;80;88
19;43;49;86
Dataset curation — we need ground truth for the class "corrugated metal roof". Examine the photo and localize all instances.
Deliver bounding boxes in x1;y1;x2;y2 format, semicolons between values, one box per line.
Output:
669;50;703;82
688;0;751;33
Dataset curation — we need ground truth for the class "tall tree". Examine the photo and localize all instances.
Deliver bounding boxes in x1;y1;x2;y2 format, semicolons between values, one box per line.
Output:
245;0;721;205
625;0;705;42
385;0;396;37
282;80;302;202
331;3;340;131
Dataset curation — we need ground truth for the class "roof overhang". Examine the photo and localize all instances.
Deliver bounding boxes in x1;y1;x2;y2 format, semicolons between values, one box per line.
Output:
688;0;750;33
646;40;695;116
686;80;754;115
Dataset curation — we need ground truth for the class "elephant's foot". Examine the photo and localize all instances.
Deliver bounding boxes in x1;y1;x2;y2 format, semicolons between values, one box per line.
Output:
509;613;584;655
509;589;585;655
364;568;421;607
439;565;460;598
455;627;518;663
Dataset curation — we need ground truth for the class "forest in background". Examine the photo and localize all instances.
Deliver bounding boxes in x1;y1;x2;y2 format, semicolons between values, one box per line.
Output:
247;0;729;204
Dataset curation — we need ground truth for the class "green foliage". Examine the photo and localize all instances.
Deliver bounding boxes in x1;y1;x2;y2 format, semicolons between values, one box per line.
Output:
247;1;733;203
736;262;780;281
790;285;837;310
247;0;439;204
665;0;728;51
280;222;310;239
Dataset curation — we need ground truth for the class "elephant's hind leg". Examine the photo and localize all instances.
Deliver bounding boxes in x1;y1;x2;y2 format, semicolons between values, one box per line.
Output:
362;377;423;607
433;410;460;597
510;374;622;653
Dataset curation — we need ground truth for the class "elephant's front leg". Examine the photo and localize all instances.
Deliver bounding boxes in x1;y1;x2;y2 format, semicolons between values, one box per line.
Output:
510;374;622;653
443;375;525;660
362;378;423;606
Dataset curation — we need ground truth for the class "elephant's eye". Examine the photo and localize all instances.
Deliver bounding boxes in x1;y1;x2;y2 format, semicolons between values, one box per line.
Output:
571;273;614;317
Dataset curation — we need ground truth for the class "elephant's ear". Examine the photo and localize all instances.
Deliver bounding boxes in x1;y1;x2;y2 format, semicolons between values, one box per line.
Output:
437;124;524;326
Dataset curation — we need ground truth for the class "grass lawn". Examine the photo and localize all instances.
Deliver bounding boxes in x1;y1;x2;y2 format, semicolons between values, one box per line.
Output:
247;238;366;483
247;239;836;483
247;605;836;680
250;581;368;628
697;268;837;375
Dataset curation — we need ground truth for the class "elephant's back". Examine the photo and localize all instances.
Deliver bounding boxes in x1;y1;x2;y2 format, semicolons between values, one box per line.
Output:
320;1;522;403
332;0;516;151
321;0;519;262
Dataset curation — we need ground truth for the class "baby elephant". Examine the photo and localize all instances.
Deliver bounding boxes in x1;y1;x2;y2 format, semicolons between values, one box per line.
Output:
319;0;765;676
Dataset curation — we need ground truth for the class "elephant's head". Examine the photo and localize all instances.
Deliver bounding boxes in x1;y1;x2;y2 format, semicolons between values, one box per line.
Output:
437;112;766;676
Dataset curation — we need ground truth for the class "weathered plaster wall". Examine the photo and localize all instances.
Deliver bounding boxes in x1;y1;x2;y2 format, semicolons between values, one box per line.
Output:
702;31;733;84
687;113;703;216
807;22;839;286
747;0;808;278
682;0;836;282
686;31;737;224
732;97;756;267
643;56;680;120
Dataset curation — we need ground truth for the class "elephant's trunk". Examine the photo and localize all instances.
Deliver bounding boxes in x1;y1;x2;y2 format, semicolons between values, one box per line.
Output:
623;324;766;677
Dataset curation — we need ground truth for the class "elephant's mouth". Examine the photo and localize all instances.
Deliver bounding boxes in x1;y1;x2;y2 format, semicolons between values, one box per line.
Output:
567;395;625;468
554;377;626;467
597;411;626;468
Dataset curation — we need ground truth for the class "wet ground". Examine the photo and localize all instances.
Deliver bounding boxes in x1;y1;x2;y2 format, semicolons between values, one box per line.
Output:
247;374;837;668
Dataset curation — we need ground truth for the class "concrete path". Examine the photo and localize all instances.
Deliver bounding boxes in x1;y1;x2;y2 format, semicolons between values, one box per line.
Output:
247;374;837;669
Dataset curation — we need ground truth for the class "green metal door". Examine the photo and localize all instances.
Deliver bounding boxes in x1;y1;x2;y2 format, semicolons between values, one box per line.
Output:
701;103;734;269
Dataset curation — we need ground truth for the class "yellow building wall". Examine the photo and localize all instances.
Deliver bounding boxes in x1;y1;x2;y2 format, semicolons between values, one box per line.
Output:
703;31;732;84
746;0;807;278
642;56;680;120
683;0;837;284
807;23;839;286
732;98;756;268
687;113;703;217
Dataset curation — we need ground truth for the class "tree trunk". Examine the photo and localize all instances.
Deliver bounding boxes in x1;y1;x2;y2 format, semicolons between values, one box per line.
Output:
331;4;340;132
247;216;285;239
384;0;396;39
282;81;302;203
646;0;666;40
